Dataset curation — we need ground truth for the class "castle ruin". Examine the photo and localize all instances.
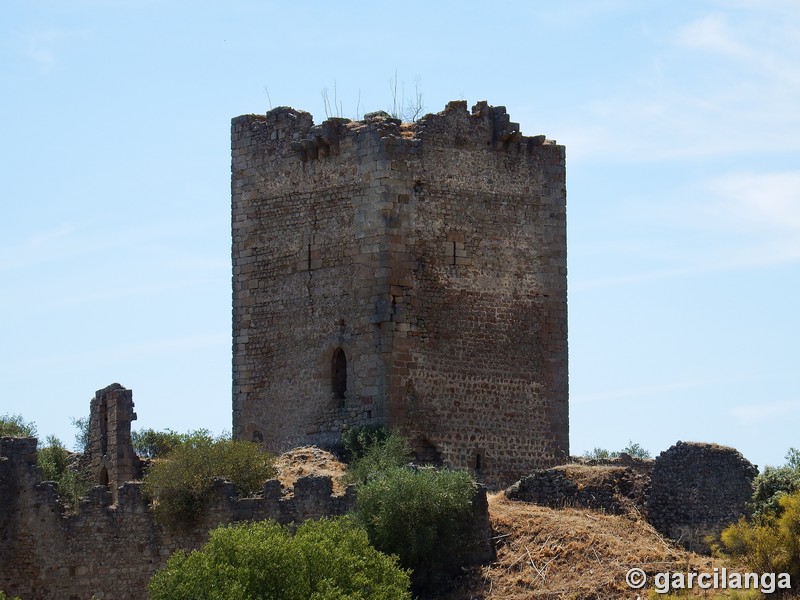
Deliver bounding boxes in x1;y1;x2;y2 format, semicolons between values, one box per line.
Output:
231;100;569;484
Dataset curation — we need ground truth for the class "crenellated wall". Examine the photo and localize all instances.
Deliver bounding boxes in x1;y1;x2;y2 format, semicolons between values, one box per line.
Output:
0;436;355;600
232;100;569;485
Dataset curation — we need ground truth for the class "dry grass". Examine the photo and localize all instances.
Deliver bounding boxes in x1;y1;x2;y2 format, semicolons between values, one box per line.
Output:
441;493;726;600
558;463;631;486
273;446;348;495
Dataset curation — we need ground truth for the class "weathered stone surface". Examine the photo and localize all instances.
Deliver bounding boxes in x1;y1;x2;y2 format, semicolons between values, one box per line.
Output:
232;100;569;486
0;388;357;600
505;461;652;514
647;441;758;553
87;383;142;502
1;385;494;599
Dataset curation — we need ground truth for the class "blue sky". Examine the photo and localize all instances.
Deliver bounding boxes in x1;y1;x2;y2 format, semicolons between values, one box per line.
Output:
1;0;798;470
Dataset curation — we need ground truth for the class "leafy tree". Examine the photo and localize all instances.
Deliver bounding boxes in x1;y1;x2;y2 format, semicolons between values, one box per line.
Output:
341;424;391;462
0;592;22;600
147;517;411;600
620;440;652;459
131;428;187;459
343;430;480;592
583;440;651;460
37;435;90;510
142;432;275;527
345;431;412;485
354;466;477;592
0;414;37;438
785;447;800;470
749;448;800;519
583;447;614;460
70;416;90;453
38;435;71;481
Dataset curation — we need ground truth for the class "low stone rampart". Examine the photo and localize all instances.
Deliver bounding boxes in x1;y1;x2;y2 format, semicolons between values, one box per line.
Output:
0;437;354;600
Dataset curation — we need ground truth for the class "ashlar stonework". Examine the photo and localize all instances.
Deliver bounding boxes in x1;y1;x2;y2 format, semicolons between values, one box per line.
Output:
232;100;569;485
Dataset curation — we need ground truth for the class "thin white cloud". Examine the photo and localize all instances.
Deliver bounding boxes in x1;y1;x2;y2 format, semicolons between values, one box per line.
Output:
0;218;222;272
44;279;221;309
570;168;800;291
730;400;800;425
0;333;229;374
560;8;800;164
693;170;800;267
17;28;90;70
677;12;800;88
704;171;800;233
676;14;751;59
572;379;718;404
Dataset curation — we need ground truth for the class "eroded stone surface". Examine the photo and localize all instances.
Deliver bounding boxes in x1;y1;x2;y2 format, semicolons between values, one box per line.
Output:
232;100;569;486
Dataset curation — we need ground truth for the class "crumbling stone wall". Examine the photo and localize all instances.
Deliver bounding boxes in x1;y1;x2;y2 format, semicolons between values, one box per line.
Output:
505;462;651;514
232;100;568;485
647;441;758;553
88;383;142;502
505;443;759;554
0;437;355;600
1;383;493;599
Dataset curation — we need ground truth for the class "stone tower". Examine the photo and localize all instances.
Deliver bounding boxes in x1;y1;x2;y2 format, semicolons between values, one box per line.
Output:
231;100;568;484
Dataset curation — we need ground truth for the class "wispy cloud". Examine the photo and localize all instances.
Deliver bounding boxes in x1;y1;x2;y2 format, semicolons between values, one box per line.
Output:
15;28;90;70
572;379;718;404
695;170;800;267
561;8;800;164
0;218;223;272
677;12;800;88
730;400;800;425
704;171;800;234
676;14;751;59
0;333;229;374
43;279;221;309
571;167;800;290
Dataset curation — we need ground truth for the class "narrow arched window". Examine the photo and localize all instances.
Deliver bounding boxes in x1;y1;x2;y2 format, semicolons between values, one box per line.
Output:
332;348;347;401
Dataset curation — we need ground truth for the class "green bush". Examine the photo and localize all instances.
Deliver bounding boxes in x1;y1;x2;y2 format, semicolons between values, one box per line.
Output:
354;466;477;592
0;591;22;600
0;414;37;438
583;447;613;459
786;447;800;470
71;416;90;453
750;465;800;518
341;424;391;462
147;517;411;600
37;435;90;511
715;491;800;588
132;428;187;459
749;448;800;519
345;431;412;485
142;432;276;527
583;440;651;460
619;440;651;459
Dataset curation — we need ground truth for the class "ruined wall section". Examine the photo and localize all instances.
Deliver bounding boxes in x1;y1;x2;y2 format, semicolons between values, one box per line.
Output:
88;383;141;501
648;441;758;553
382;102;569;483
232;109;400;450
0;437;354;600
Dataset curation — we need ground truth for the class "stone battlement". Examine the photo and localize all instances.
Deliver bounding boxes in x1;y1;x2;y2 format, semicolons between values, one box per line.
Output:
0;387;356;600
0;435;353;523
232;100;557;165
